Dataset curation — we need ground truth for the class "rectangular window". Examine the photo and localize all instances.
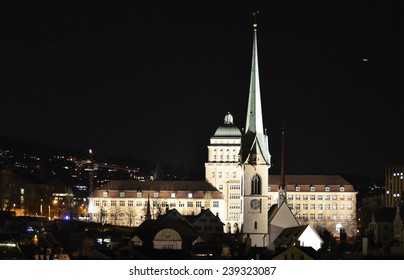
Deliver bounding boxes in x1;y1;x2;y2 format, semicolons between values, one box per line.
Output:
310;213;315;220
119;191;125;198
295;204;301;210
137;192;142;198
347;195;353;201
340;186;345;192
332;214;337;220
325;195;330;200
187;201;193;208
171;192;176;198
303;214;308;220
179;201;185;208
325;204;330;210
340;204;345;210
154;192;159;198
310;195;315;200
310;204;315;210
94;200;100;206
213;201;219;208
136;201;142;207
303;204;308;210
211;171;215;178
326;214;330;220
170;202;176;208
119;200;125;207
333;195;338;200
103;192;109;198
288;195;293;201
296;186;300;192
288;204;293;209
318;214;323;220
188;193;193;198
218;171;222;178
310;186;315;192
340;214;345;220
340;194;345;200
332;204;337;210
128;200;134;207
318;204;323;210
325;187;330;192
303;195;308;200
318;195;323;200
347;204;353;210
111;200;116;207
196;201;202;208
102;200;108;207
295;195;301;200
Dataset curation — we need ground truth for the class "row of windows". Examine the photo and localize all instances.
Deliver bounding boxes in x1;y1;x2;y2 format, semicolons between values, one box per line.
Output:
282;194;353;201
94;200;220;208
289;203;353;210
295;213;353;220
269;186;348;192
211;171;237;179
103;191;195;199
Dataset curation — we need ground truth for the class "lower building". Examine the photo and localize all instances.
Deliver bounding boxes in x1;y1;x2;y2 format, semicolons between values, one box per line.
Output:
268;175;357;237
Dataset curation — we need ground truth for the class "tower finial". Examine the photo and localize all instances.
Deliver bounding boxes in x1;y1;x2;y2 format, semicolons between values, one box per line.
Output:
252;11;259;30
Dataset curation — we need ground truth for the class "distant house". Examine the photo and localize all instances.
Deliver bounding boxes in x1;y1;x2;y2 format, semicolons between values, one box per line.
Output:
129;219;203;258
367;206;404;257
267;202;323;253
272;245;319;260
273;224;323;251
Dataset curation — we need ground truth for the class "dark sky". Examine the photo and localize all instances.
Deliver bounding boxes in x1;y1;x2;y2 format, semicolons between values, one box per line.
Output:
1;0;404;179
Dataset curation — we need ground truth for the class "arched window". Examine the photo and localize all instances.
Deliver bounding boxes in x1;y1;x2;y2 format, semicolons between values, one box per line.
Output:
251;174;261;195
254;221;258;230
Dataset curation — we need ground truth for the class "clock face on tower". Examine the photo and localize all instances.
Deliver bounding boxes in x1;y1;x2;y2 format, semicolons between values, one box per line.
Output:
250;199;261;210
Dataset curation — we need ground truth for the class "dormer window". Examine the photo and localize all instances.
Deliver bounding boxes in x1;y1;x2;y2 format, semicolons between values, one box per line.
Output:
325;186;330;192
188;192;193;198
137;192;142;198
340;186;345;192
295;186;300;192
103;191;109;198
119;191;125;198
171;192;176;198
154;192;159;198
310;186;315;192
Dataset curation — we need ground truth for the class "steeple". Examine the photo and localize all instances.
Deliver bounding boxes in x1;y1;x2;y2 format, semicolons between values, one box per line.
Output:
145;193;151;220
240;12;271;165
278;127;287;207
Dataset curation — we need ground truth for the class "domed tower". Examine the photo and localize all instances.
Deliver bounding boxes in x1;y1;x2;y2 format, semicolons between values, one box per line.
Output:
205;112;242;232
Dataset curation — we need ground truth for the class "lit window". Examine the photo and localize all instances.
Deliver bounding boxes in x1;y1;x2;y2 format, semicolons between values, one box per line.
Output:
103;192;109;198
171;192;176;198
340;186;345;192
295;186;300;192
137;192;142;198
318;195;323;200
111;200;116;207
213;201;219;208
119;200;125;207
310;195;315;200
325;187;330;192
188;192;193;198
120;191;125;198
128;200;134;207
154;192;159;198
187;201;193;207
310;186;315;192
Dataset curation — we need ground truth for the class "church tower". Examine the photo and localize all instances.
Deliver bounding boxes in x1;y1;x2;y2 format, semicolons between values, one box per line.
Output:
240;14;271;248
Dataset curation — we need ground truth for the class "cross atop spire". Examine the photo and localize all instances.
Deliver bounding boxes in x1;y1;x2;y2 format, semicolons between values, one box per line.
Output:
252;11;259;30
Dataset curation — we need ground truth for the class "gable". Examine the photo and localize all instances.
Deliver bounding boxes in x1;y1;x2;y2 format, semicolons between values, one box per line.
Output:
269;202;299;228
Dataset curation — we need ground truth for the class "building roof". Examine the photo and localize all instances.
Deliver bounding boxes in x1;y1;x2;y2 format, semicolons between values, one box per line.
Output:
130;219;200;248
273;225;310;247
268;175;355;192
213;124;242;138
93;180;223;199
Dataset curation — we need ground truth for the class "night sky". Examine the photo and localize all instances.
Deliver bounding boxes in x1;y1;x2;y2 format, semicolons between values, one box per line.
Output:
1;1;404;179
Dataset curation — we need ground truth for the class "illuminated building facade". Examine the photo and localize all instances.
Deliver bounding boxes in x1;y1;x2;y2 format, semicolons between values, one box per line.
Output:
384;165;404;207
